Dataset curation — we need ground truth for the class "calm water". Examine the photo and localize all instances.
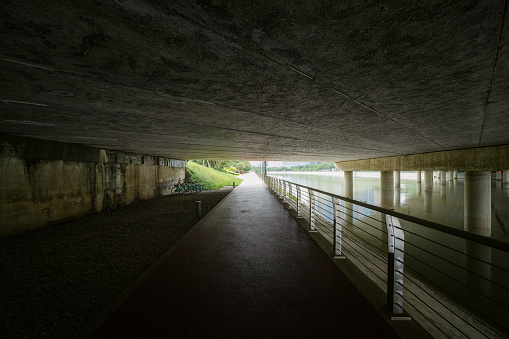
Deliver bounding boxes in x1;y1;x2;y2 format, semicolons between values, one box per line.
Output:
270;171;509;333
270;171;509;242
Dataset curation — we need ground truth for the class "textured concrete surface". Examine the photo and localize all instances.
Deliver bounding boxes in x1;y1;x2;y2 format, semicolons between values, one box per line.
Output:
335;144;509;171
88;173;400;338
0;134;185;237
0;1;507;162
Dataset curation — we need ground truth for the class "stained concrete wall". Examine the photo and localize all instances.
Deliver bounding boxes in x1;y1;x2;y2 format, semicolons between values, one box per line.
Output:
0;135;186;238
335;145;509;171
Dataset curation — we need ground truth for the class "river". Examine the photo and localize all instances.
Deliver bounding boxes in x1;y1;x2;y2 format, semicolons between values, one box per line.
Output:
269;171;509;336
269;171;509;242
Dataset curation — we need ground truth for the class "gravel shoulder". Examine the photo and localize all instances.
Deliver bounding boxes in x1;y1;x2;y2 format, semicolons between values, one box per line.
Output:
0;188;233;338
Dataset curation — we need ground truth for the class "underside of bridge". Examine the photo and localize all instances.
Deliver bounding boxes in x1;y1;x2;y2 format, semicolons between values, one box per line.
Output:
1;0;508;162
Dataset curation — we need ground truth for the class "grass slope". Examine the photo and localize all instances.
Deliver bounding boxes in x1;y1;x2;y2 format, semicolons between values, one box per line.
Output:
187;161;243;190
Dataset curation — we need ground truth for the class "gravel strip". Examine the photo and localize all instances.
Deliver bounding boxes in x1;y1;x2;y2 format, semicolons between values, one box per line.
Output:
0;188;233;338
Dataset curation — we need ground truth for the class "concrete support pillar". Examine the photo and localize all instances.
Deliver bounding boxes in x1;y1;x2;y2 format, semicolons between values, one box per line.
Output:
381;171;394;241
453;171;458;179
380;171;394;209
496;171;502;181
505;170;509;185
464;171;491;236
448;171;453;181
394;171;400;188
416;170;421;183
424;171;433;191
343;171;354;229
344;171;353;198
440;171;447;185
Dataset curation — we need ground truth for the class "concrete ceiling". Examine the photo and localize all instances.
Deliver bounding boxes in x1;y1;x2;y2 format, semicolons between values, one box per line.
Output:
1;0;508;161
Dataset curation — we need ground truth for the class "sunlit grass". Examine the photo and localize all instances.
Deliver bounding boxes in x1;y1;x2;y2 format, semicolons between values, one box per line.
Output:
187;161;243;190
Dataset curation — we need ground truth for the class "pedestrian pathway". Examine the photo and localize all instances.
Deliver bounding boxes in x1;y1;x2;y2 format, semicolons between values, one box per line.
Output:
89;173;400;338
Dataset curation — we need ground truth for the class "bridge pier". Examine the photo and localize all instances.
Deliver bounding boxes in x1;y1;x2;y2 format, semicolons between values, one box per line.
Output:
440;171;447;185
380;171;394;239
344;171;353;198
416;170;421;183
496;171;502;181
394;171;400;188
424;171;433;191
343;171;354;228
380;171;394;209
464;171;491;236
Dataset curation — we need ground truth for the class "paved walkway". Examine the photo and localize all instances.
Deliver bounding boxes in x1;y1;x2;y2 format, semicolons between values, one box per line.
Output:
89;173;399;338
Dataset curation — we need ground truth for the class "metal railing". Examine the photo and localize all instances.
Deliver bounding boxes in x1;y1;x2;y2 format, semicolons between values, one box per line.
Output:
261;174;509;339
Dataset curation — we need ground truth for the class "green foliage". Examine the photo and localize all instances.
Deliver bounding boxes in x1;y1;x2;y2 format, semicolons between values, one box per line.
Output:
223;166;238;175
187;161;243;190
267;162;335;172
236;162;246;170
190;160;251;171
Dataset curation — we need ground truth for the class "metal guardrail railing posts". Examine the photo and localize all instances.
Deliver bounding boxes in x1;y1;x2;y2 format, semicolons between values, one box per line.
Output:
260;174;509;336
289;183;293;207
309;189;317;232
296;187;302;218
386;214;408;319
281;180;285;202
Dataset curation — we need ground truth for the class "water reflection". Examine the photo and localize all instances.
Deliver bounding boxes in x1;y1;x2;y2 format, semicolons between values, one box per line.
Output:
270;171;509;331
424;190;432;213
271;172;509;242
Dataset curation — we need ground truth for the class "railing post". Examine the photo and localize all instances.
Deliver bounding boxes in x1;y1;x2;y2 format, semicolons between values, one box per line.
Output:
296;186;302;218
385;215;409;319
289;183;293;209
283;180;287;203
332;197;345;258
309;189;317;232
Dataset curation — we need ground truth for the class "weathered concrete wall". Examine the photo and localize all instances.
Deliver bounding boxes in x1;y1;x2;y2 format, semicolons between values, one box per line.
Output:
335;145;509;172
0;135;186;238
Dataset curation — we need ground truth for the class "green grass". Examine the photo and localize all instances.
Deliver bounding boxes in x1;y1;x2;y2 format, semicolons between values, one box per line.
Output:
187;161;243;190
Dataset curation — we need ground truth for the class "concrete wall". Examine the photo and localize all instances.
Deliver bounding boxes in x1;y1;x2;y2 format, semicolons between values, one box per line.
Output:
335;145;509;171
0;135;186;238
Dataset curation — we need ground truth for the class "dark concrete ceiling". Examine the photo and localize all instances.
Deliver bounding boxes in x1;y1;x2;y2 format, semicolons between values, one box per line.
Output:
1;0;508;161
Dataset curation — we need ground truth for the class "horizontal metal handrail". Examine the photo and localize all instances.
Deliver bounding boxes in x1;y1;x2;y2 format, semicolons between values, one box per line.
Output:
261;173;509;337
269;176;509;253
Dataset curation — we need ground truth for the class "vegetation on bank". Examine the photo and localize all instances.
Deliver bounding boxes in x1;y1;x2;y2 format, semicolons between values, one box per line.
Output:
267;162;335;172
187;161;243;190
191;160;252;172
